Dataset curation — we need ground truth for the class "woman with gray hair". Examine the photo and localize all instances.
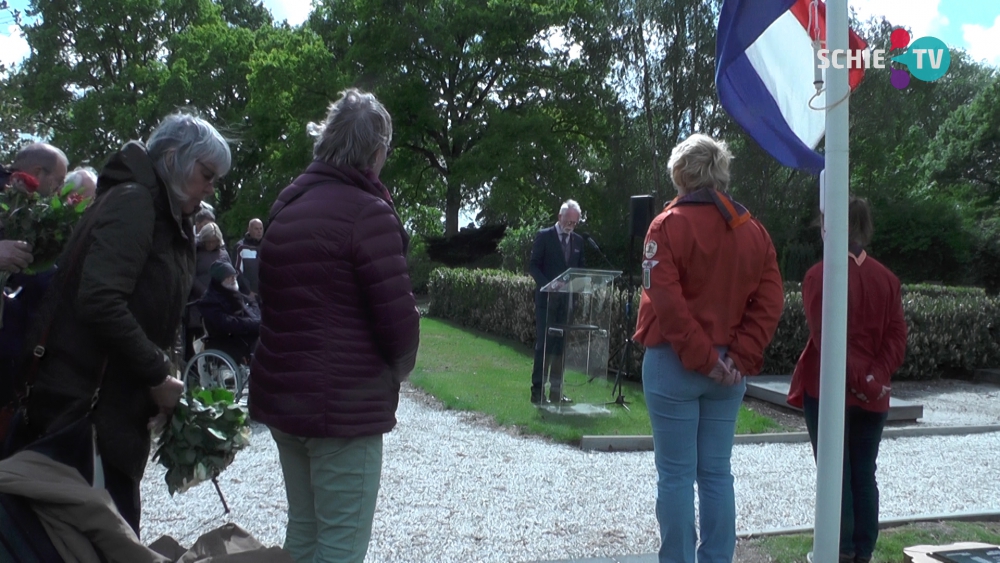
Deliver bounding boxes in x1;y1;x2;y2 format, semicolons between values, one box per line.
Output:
633;133;784;563
251;88;419;562
16;112;230;534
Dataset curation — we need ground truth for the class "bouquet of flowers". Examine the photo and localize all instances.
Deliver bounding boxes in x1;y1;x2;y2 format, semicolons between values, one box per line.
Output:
1;171;90;275
1;172;90;326
152;387;252;506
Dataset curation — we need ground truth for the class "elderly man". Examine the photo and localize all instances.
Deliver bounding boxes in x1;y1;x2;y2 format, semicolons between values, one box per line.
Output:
528;199;586;405
233;218;263;295
6;143;69;197
1;143;70;273
1;143;68;401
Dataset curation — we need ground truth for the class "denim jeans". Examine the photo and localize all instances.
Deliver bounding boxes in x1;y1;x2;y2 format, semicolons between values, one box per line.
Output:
643;345;746;563
270;428;383;563
802;394;888;560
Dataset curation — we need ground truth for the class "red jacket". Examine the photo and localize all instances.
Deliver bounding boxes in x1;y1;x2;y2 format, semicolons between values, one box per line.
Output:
250;162;420;438
633;192;784;375
787;251;907;413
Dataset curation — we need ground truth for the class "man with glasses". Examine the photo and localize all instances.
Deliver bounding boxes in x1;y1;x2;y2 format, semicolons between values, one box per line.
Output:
528;199;585;405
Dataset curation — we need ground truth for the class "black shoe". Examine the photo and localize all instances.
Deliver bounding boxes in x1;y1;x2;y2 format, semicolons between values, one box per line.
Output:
530;391;547;405
549;394;573;405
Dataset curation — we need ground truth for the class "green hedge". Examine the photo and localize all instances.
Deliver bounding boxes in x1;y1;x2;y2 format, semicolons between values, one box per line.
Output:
428;267;1000;381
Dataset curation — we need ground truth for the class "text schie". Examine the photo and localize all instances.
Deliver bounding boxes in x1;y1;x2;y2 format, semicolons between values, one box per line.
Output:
815;49;947;70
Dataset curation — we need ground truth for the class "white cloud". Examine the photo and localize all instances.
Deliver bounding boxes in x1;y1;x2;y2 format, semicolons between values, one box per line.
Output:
962;16;1000;66
261;0;313;26
0;24;29;72
850;0;947;40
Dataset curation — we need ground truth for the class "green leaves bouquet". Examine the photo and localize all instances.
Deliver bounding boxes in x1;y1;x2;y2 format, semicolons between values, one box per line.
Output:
152;388;252;502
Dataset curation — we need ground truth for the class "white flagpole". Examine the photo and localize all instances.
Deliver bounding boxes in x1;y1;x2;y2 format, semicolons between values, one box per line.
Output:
814;0;850;561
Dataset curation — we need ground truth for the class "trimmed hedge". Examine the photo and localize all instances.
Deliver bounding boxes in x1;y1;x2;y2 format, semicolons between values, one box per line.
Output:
428;267;1000;381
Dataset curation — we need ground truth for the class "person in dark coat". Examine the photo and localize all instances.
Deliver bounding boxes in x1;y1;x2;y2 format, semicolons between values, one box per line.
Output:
19;112;231;535
232;218;263;296
250;88;419;563
198;260;260;364
528;199;586;405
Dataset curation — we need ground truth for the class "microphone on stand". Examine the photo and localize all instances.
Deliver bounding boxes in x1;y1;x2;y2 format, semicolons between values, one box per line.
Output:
579;232;614;269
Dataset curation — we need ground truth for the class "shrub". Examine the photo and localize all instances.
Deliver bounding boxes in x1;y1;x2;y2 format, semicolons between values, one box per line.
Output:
970;217;1000;296
407;238;442;296
428;268;1000;381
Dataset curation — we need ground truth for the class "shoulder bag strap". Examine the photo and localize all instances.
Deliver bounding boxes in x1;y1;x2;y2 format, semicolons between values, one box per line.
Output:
22;185;124;391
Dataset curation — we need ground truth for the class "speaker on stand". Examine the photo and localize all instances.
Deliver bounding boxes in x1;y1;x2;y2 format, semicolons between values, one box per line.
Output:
608;195;656;409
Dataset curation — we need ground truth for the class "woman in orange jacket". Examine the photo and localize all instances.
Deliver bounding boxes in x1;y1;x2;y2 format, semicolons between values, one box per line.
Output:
634;133;784;563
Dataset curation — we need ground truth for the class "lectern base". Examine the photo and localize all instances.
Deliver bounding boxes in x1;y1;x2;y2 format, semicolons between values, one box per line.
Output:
536;402;613;417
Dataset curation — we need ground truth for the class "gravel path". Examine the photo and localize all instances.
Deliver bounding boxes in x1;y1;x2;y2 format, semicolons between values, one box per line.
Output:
140;383;1000;562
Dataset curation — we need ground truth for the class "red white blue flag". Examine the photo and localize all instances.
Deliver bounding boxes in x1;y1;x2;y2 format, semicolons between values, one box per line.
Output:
716;0;867;173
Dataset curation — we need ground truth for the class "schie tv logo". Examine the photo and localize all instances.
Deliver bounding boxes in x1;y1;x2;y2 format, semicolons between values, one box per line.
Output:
816;28;951;90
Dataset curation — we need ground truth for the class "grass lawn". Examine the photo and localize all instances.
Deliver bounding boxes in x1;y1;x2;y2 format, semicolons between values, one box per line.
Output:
411;317;780;445
755;521;1000;563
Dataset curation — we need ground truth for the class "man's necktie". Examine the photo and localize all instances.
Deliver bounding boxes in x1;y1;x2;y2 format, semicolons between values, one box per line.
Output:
561;232;570;264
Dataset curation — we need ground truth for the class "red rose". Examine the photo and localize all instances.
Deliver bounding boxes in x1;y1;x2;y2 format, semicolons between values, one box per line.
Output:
11;171;40;193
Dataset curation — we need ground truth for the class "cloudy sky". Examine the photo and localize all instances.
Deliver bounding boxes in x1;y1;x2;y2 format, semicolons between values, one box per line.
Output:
2;0;998;73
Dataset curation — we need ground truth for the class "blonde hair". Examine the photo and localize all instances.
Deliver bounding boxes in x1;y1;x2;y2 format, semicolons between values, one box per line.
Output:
667;134;733;194
197;221;223;246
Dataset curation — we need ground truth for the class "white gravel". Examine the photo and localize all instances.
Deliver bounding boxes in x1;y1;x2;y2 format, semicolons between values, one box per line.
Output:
140;383;1000;562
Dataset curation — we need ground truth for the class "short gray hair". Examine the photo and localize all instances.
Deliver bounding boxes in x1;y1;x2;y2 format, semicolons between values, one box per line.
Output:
146;112;231;206
65;166;97;189
668;134;733;193
559;199;582;217
194;207;216;225
308;88;392;169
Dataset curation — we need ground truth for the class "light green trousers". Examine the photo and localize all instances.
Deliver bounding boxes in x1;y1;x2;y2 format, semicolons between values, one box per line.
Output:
270;428;384;563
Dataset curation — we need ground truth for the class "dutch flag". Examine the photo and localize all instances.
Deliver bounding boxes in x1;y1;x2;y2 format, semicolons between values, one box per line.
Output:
716;0;867;174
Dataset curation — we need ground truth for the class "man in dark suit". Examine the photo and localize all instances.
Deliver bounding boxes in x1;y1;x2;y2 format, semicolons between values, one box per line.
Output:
528;200;585;405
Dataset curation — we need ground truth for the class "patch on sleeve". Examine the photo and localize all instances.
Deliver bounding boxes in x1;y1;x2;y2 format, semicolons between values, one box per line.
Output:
644;241;658;259
641;259;658;289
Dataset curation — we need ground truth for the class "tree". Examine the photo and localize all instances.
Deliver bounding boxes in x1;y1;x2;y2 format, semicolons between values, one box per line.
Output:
924;76;1000;210
308;0;612;236
11;0;271;202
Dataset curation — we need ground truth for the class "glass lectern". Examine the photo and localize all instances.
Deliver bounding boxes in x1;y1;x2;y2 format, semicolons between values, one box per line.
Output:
538;268;621;414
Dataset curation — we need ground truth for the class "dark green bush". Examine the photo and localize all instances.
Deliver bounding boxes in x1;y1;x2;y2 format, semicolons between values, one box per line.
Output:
407;238;443;296
428;268;1000;381
970;217;1000;296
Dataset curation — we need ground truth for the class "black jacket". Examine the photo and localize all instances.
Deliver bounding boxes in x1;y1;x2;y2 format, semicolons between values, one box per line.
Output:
198;279;260;338
528;226;585;306
25;141;195;481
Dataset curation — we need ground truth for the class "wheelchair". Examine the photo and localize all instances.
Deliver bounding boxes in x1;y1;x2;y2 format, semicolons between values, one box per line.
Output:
182;348;249;403
181;319;254;404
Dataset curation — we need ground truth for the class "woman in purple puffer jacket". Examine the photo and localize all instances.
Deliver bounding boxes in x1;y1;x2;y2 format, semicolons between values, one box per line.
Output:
250;88;419;563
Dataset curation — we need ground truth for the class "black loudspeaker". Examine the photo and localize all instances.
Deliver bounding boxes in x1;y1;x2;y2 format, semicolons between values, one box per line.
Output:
629;195;656;238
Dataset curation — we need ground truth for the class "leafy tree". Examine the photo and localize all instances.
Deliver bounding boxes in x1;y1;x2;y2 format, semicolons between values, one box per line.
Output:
308;0;612;236
923;76;1000;210
11;0;271;217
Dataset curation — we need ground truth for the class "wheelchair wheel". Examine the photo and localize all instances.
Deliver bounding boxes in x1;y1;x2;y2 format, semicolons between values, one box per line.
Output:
182;350;246;402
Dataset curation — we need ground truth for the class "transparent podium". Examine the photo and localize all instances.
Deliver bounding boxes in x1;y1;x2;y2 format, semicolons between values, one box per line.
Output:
538;268;621;415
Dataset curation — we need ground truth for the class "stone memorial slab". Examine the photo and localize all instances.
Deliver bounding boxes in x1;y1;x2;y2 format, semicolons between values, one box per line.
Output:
746;375;923;422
